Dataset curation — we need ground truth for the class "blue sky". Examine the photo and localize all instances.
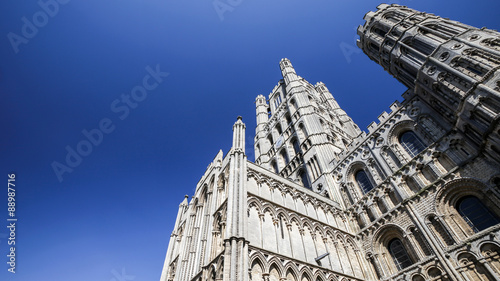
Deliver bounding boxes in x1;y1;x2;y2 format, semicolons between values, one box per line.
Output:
1;0;499;280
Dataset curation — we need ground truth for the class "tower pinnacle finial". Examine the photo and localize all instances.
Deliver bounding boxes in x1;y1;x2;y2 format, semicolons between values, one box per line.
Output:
232;116;246;153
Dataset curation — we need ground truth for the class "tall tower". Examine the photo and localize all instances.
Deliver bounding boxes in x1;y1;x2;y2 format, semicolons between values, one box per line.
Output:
357;4;500;160
254;58;362;205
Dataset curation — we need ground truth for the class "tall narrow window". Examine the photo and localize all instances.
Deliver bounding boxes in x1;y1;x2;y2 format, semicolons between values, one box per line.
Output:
298;123;308;140
285;114;292;126
267;135;274;146
400;131;426;158
299;170;311;189
457;196;499;233
276;124;282;135
280;150;289;165
356;170;374;194
271;160;279;174
292;138;300;155
388;238;413;270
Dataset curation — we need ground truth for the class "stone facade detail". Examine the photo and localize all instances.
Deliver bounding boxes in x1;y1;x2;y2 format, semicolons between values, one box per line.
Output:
160;4;500;281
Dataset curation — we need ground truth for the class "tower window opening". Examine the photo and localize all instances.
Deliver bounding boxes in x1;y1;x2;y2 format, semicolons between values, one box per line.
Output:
280;150;289;165
457;196;499;233
388;238;413;270
292;138;300;155
399;131;426;158
298;170;311;190
271;160;279;174
356;170;374;194
276;124;282;135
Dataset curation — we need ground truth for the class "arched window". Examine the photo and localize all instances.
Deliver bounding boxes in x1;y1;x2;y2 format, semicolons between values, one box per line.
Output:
267;135;274;146
276;123;282;135
290;99;297;111
356;170;374;194
271;160;279;174
456;196;499;233
298;170;311;189
399;131;426;158
298;123;308;140
388;238;413;270
292;138;300;155
285;114;292;126
280;149;289;165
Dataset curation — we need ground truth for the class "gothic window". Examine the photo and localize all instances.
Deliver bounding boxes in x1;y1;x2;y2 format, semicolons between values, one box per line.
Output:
276;123;283;135
456;196;500;233
285;113;292;126
298;123;308;140
290;99;297;111
292;138;300;155
280;149;289;165
388;238;413;270
271;160;279;174
298;169;311;189
267;135;274;146
274;95;282;109
356;170;374;194
399;131;426;158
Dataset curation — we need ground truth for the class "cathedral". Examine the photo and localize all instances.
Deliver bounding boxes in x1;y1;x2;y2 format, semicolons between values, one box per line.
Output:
160;4;500;281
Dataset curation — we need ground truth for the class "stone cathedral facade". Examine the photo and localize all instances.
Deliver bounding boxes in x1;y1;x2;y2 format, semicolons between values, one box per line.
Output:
160;4;500;281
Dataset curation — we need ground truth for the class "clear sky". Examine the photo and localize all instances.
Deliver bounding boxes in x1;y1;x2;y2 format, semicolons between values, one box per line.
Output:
1;0;499;280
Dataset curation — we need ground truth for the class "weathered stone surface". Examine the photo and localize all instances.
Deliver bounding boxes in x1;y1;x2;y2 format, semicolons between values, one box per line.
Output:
161;5;500;281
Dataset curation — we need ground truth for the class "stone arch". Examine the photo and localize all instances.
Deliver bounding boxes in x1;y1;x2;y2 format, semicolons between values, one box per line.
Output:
388;119;430;163
435;178;500;239
289;214;303;228
267;257;285;280
427;266;445;280
411;273;426;281
276;208;290;222
302;219;315;233
249;254;265;281
284;262;300;281
313;270;327;281
372;224;419;275
299;267;314;281
248;197;263;212
480;242;500;276
262;204;277;219
345;161;377;196
457;251;496;281
313;224;325;238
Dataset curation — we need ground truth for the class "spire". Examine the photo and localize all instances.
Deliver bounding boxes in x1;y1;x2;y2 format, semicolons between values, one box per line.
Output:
180;195;189;207
232;116;246;153
279;58;299;84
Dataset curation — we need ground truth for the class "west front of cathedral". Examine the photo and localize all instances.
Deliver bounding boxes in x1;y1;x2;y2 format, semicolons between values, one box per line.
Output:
160;4;500;281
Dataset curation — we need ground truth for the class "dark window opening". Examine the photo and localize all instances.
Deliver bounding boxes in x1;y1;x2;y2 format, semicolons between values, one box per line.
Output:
400;131;426;158
457;196;499;233
356;170;374;194
388;238;413;270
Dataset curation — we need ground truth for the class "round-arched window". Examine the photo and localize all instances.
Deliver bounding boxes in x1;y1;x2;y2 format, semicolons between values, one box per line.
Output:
399;131;426;158
457;195;499;233
388;238;413;270
356;170;374;194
